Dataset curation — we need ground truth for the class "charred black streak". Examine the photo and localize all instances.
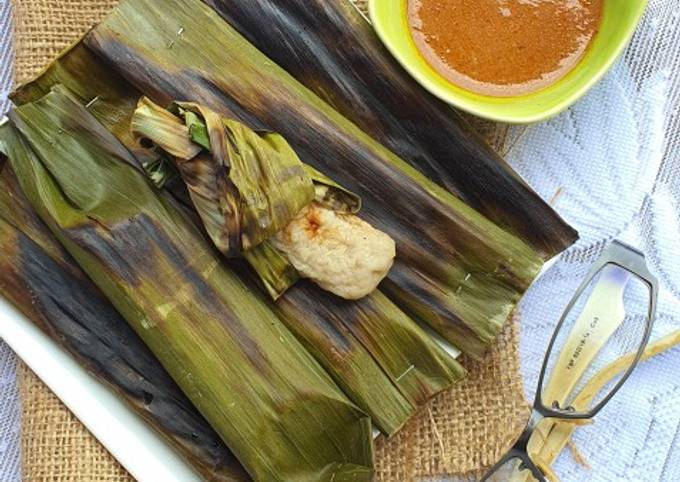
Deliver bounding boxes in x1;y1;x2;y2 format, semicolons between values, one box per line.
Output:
14;233;235;466
142;390;154;406
187;73;271;132
85;215;113;234
67;217;138;284
73;212;271;373
281;280;354;353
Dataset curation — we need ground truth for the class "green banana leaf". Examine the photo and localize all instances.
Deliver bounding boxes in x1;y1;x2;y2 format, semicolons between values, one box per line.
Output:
13;48;467;434
74;0;544;359
0;151;250;482
134;97;316;257
144;100;362;215
131;96;368;300
4;86;374;482
130;96;467;433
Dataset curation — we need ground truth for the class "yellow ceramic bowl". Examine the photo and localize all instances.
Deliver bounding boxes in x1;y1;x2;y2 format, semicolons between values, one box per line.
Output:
369;0;648;124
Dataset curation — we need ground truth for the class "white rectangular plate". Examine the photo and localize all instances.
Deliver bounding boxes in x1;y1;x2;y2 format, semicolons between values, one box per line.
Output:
0;298;203;482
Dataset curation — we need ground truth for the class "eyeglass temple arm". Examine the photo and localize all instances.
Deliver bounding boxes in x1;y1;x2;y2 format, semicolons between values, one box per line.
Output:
528;327;678;479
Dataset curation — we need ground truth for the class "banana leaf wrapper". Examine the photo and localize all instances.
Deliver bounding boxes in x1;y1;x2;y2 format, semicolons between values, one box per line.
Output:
130;97;467;432
0;154;249;482
12;48;466;434
140;99;316;257
85;94;461;441
17;0;546;359
203;0;578;259
3;87;374;482
277;281;465;412
132;97;369;298
131;97;360;299
132;97;305;298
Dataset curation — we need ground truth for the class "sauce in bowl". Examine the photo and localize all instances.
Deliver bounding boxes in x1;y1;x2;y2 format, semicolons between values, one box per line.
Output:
408;0;604;96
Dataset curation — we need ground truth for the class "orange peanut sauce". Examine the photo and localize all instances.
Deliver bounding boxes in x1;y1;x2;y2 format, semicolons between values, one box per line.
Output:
408;0;603;96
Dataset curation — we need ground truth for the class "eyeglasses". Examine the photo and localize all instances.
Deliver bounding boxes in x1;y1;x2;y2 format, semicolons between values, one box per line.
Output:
480;241;659;482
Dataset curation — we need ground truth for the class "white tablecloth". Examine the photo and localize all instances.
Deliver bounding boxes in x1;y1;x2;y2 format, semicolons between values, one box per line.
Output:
504;1;680;478
1;0;679;481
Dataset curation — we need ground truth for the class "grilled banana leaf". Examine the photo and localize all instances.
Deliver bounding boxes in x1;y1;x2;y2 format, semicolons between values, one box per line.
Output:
69;0;545;358
4;87;374;482
135;98;316;257
278;282;465;408
129;97;466;431
204;0;578;258
13;54;466;434
0;152;249;482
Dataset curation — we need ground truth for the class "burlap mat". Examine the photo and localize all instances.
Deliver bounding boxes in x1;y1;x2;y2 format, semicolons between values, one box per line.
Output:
12;0;528;480
18;363;132;482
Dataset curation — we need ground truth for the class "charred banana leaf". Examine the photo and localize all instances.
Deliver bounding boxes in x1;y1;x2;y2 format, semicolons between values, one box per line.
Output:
14;55;466;434
132;97;396;302
130;98;466;433
133;98;316;258
278;281;465;410
204;0;578;258
71;0;544;358
131;95;464;433
0;151;249;482
4;87;374;482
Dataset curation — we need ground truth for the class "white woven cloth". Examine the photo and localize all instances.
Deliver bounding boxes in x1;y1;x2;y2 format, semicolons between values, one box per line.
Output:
0;0;679;481
502;0;680;480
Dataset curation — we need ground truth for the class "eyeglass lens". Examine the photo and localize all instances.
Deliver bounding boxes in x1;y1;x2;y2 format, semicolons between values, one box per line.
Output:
540;263;652;415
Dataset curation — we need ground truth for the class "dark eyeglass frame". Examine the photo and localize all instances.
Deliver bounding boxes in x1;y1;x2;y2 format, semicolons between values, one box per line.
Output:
480;240;659;482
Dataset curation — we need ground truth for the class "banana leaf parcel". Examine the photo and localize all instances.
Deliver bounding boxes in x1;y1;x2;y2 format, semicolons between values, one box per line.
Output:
3;86;374;482
129;96;466;432
130;96;385;300
0;0;581;477
25;0;555;359
0;150;250;482
11;46;467;436
203;0;578;259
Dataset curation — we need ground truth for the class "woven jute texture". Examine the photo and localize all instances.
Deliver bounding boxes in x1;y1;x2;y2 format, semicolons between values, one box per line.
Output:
12;0;528;480
18;363;133;482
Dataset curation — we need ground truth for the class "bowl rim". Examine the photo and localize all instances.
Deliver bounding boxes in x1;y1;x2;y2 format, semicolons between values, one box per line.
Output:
368;0;648;124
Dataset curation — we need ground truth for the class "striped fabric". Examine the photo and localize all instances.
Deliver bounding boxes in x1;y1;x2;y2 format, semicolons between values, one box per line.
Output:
0;1;20;481
0;0;12;114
